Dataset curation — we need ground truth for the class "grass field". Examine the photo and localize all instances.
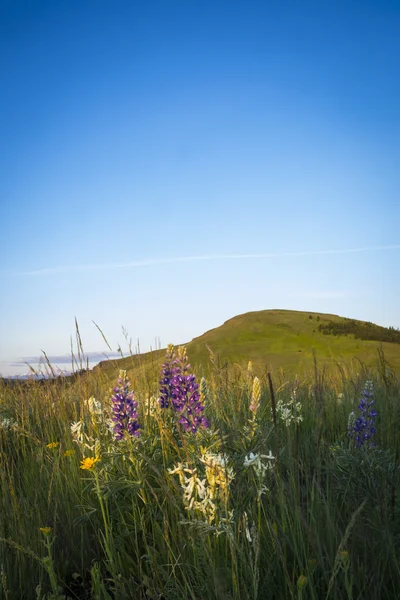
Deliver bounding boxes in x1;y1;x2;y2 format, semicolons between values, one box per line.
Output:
1;324;400;599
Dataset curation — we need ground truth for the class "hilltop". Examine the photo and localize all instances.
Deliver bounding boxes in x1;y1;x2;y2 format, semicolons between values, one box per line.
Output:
93;309;400;381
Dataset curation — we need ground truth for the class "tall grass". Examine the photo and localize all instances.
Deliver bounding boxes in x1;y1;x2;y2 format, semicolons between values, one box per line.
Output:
0;344;399;599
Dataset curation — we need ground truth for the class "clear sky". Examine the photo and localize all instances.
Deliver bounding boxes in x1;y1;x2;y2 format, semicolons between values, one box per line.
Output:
1;0;399;376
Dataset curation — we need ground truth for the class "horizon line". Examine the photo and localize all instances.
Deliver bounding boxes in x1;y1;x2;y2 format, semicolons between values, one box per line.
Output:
18;244;400;276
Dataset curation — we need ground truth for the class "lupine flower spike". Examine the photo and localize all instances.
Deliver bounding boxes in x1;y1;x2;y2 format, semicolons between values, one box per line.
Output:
159;345;209;433
111;370;140;440
348;380;377;448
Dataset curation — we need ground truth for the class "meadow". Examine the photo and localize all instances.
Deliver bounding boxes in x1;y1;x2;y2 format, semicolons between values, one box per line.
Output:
93;310;400;380
1;335;400;599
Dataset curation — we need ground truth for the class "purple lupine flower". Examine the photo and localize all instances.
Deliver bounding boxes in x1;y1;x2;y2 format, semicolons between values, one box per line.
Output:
111;370;140;440
349;381;377;448
159;345;209;434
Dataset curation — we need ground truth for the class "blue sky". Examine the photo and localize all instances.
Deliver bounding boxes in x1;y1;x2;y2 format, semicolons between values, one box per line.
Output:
1;0;399;376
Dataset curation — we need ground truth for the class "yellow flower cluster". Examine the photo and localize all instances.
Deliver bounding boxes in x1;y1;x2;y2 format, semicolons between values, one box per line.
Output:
80;456;100;470
46;442;59;449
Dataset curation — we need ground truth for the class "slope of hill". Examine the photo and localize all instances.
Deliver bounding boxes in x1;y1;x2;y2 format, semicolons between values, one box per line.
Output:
93;309;400;381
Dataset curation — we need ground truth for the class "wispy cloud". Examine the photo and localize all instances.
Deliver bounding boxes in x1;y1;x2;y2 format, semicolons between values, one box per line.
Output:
289;291;348;299
19;244;400;276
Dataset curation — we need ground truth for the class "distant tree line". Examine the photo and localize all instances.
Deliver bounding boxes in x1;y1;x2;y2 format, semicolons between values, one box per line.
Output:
318;319;400;345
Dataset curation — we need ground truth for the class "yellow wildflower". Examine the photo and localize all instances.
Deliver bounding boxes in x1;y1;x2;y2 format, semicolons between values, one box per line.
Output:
63;449;75;457
46;442;59;449
297;575;308;589
339;550;349;562
80;456;100;470
308;558;317;568
39;527;52;536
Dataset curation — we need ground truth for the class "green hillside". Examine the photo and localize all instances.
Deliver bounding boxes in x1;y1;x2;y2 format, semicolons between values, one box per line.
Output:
93;309;400;382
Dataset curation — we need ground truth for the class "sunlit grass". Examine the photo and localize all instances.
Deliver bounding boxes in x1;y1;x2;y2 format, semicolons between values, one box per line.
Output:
0;338;399;599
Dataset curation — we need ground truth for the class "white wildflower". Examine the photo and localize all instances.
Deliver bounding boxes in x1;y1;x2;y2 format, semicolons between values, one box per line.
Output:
182;470;207;504
70;421;84;441
275;395;303;426
70;420;96;453
144;395;159;417
0;417;17;430
200;452;235;500
243;511;252;542
85;396;103;416
244;451;275;476
168;462;192;487
169;462;214;520
169;455;234;525
244;451;276;497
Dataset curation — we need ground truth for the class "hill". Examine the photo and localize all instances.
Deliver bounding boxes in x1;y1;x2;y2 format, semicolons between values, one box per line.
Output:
93;309;400;382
